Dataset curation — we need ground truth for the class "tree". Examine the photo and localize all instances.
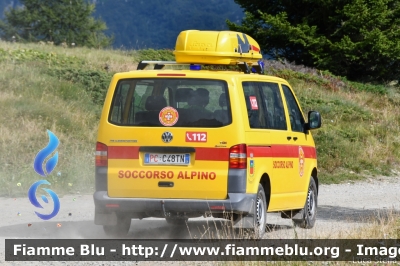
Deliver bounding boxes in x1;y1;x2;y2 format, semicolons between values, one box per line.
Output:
227;0;400;82
0;0;112;48
92;0;244;49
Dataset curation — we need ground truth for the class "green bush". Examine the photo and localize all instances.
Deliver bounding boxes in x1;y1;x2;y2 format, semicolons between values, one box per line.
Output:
136;49;175;61
48;68;112;105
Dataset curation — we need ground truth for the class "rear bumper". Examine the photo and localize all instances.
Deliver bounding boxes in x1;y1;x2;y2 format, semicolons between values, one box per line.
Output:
94;191;256;225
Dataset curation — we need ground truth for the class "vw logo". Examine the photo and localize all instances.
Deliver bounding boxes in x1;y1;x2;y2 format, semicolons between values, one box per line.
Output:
162;132;173;143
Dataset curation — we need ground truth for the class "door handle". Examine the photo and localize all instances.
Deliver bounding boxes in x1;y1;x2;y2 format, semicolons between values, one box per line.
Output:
287;136;292;140
158;182;174;187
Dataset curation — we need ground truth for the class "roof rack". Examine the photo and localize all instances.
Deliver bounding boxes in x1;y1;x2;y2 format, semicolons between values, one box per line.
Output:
137;61;184;71
137;60;264;74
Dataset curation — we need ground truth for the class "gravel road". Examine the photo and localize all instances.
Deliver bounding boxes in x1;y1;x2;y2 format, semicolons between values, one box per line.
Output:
1;176;400;265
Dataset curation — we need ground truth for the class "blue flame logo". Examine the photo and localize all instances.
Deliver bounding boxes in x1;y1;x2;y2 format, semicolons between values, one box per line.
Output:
30;130;60;220
28;180;60;220
33;130;59;177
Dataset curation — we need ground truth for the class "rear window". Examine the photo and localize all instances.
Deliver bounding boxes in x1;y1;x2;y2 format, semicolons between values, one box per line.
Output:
109;78;231;127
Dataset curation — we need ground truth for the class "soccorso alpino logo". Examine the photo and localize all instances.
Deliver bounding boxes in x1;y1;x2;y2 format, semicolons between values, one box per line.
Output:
28;130;60;220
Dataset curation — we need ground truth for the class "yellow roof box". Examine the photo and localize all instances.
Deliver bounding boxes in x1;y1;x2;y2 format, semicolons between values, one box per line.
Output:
174;30;262;65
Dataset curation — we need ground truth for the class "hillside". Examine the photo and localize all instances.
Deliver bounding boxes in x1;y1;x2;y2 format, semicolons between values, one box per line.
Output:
0;41;399;197
0;0;244;49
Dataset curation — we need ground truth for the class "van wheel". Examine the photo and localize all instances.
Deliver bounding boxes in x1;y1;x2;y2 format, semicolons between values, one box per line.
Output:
166;218;188;226
103;215;131;237
293;178;317;229
253;184;267;238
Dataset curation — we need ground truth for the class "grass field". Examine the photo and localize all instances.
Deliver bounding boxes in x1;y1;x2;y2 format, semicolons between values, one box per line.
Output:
0;41;399;196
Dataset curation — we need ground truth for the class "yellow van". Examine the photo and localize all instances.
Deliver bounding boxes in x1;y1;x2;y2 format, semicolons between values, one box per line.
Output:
94;30;322;238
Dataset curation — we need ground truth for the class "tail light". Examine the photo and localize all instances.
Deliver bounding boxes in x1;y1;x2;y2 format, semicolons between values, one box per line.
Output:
229;144;247;169
95;142;108;167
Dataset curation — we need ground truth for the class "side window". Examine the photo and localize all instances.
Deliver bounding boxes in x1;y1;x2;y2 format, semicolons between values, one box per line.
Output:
243;82;287;130
260;83;287;130
243;82;263;128
282;85;305;132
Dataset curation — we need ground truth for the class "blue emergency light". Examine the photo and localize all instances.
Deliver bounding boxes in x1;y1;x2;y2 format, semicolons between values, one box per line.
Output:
190;64;201;70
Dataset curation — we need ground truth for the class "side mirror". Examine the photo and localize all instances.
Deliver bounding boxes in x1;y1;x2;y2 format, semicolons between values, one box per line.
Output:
305;111;321;130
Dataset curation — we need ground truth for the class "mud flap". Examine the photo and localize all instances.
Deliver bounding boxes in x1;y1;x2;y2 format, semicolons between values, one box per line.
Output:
231;198;256;229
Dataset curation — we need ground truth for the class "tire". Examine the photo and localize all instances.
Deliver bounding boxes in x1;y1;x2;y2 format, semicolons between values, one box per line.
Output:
293;178;317;229
165;218;188;226
253;184;267;238
103;215;131;237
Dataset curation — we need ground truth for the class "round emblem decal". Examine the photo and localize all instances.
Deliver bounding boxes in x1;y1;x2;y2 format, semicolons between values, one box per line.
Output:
159;107;179;126
299;146;305;177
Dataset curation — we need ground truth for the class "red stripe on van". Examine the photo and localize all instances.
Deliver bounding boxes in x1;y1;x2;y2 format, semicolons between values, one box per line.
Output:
248;146;273;157
248;145;316;159
195;147;229;161
273;145;317;159
108;146;139;159
304;146;317;159
272;145;296;158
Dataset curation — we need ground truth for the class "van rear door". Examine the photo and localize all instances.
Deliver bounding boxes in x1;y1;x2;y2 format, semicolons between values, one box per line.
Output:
104;77;234;200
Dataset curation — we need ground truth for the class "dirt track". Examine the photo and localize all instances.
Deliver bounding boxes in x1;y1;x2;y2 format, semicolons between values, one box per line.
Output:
1;176;400;264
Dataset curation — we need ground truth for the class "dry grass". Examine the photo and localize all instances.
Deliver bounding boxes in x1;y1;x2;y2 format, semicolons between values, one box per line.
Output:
291;77;400;183
346;210;400;239
0;48;98;196
201;212;400;265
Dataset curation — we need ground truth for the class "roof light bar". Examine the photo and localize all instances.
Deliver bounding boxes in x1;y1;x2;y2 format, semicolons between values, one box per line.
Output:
190;64;201;70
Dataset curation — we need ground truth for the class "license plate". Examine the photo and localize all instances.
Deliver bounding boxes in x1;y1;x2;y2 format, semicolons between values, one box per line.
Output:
144;153;190;165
